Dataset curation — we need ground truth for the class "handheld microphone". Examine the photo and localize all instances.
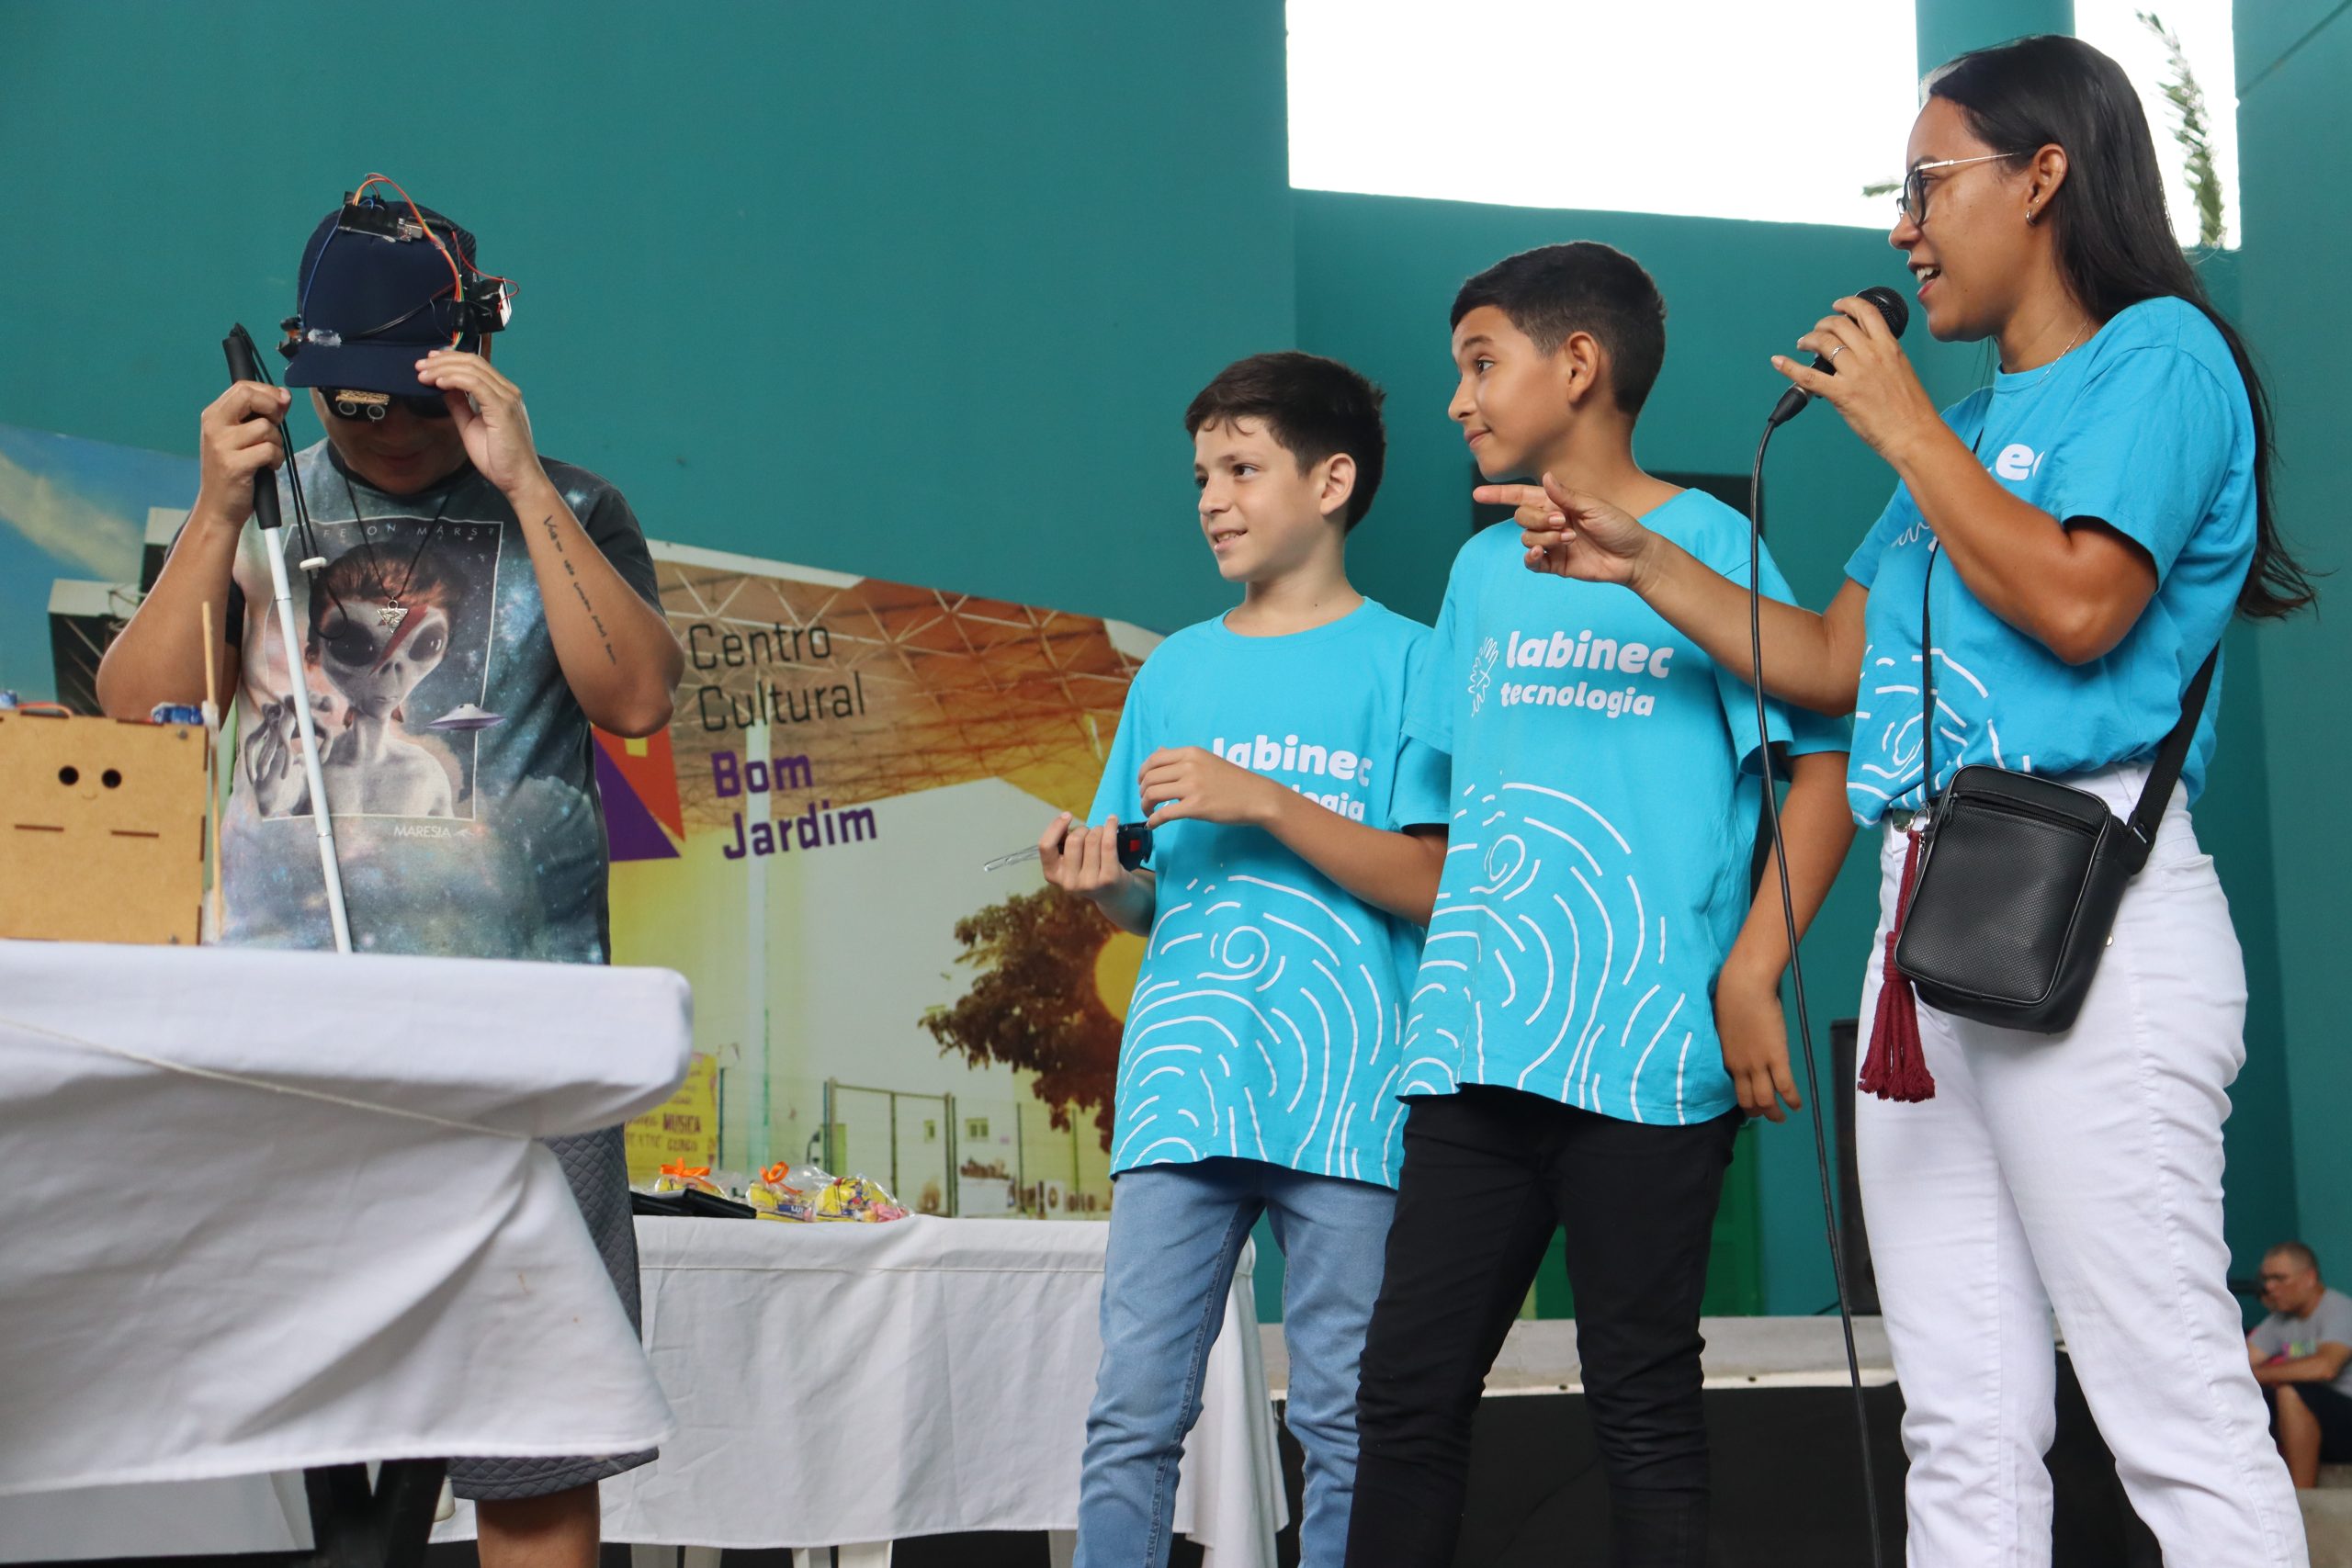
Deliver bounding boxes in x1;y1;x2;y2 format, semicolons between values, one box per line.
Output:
1765;286;1911;428
221;326;283;534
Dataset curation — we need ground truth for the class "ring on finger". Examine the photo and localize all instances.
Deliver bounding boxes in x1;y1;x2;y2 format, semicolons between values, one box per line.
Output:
1827;344;1846;362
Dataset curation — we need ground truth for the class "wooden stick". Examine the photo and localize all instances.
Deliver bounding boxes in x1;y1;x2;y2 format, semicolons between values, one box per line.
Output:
200;601;224;941
200;601;220;717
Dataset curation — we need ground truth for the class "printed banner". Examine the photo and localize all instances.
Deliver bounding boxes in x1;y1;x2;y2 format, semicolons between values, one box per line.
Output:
607;542;1160;1215
624;1052;719;1175
0;423;195;710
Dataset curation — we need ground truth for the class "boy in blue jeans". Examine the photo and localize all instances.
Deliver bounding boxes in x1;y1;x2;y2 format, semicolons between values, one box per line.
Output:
1040;352;1448;1568
1344;245;1854;1566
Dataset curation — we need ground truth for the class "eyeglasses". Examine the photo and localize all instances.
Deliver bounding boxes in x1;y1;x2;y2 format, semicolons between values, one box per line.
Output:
324;389;452;423
1898;153;2022;227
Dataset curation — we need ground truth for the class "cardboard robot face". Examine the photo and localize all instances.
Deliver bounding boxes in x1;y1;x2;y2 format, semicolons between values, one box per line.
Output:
0;711;207;946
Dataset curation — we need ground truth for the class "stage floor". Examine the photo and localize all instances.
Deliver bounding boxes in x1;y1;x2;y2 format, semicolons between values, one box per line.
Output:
418;1319;2181;1568
1260;1314;1897;1398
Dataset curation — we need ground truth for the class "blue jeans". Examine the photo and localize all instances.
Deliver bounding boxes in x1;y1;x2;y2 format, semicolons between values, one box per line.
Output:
1075;1157;1396;1568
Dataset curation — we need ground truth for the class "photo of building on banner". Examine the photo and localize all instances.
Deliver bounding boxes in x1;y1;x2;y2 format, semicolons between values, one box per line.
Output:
601;541;1162;1219
0;423;197;713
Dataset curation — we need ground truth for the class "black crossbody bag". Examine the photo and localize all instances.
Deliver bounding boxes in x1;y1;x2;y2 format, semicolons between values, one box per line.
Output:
1891;550;2217;1033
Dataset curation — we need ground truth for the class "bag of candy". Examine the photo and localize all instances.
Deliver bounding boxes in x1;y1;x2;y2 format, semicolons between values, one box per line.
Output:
746;1162;818;1222
650;1161;727;1197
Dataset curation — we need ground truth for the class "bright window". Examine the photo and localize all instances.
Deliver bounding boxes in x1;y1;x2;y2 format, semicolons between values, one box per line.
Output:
1286;2;2238;244
1285;0;1922;229
2075;1;2238;246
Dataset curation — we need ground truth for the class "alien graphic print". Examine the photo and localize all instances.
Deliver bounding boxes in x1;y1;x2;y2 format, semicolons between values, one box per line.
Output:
217;443;660;960
1089;603;1448;1188
237;512;500;823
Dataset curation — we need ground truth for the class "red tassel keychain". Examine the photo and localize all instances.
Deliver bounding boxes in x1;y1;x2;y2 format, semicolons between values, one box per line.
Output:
1862;541;1954;1106
1859;827;1938;1102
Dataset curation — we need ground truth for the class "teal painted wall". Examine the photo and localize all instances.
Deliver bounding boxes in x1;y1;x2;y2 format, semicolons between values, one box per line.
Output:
2234;0;2351;1281
1918;0;2074;72
0;0;2321;1316
0;0;1295;639
2175;251;2304;1300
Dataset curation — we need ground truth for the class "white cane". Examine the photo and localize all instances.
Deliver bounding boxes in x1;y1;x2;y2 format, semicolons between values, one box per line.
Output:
226;327;353;954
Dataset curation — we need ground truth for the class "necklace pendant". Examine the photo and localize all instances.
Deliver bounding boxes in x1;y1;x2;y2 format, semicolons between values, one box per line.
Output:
379;601;409;630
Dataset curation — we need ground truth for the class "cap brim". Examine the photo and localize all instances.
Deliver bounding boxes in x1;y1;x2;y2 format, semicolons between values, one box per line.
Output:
283;335;478;397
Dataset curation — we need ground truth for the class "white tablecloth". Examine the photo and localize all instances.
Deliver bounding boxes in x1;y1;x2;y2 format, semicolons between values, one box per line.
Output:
437;1215;1287;1567
0;941;691;1532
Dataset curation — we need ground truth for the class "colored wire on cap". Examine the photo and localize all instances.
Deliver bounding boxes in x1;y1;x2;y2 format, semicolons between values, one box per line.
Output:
350;173;518;345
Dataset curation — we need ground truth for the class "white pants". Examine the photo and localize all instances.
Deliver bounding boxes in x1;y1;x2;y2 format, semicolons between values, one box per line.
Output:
1854;767;2306;1568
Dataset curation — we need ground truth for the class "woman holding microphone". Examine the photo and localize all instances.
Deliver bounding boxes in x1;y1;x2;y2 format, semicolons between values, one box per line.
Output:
1498;34;2313;1567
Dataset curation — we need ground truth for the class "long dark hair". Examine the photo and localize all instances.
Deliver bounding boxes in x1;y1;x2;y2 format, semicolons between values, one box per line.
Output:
1932;35;2314;619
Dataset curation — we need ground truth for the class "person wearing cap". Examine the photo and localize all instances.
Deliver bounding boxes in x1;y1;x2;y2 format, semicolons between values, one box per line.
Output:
97;186;684;1568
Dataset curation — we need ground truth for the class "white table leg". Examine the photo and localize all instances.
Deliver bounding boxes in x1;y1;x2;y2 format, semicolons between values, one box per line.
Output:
792;1548;892;1568
1046;1529;1077;1568
684;1549;722;1568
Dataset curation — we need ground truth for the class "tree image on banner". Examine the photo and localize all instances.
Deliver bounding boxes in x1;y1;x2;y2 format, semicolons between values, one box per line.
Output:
923;887;1147;1151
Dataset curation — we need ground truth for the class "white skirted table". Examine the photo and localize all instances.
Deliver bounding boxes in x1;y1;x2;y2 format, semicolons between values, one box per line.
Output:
434;1214;1289;1568
0;940;692;1561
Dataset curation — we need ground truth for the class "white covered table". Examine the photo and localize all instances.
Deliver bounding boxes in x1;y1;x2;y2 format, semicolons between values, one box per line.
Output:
437;1214;1286;1567
0;940;692;1558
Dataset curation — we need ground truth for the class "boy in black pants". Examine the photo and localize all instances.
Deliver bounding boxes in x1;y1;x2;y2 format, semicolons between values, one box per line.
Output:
1344;243;1853;1566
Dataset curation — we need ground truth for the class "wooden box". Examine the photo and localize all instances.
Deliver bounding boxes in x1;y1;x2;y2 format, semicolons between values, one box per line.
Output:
0;709;207;946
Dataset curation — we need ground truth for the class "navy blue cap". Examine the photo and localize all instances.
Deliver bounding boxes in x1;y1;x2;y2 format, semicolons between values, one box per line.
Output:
283;198;488;397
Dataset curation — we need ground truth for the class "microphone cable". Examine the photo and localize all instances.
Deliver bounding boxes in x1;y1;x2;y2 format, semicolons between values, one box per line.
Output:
1747;417;1886;1568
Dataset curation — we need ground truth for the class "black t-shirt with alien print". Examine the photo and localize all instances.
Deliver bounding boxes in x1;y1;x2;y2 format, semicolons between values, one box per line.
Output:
219;440;661;962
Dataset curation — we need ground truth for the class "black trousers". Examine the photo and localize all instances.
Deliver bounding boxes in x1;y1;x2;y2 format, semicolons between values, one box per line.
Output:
1344;1087;1739;1568
2265;1380;2352;1461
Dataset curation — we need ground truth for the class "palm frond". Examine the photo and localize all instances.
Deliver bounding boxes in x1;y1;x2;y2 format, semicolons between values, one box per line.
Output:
2139;10;2227;246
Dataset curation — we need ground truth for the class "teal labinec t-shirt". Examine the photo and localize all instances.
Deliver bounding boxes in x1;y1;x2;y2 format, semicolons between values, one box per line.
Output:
1844;296;2255;825
1396;494;1849;1127
1091;600;1449;1187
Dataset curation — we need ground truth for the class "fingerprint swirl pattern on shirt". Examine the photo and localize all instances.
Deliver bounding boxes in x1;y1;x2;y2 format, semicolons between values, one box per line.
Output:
1848;642;2010;818
1397;778;1701;1124
1112;870;1407;1185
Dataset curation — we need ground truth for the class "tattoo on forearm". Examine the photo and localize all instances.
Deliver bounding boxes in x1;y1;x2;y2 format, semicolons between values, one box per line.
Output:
539;513;618;664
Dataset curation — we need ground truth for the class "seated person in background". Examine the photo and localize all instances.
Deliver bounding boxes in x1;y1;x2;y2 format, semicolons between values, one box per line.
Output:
2250;1241;2352;1487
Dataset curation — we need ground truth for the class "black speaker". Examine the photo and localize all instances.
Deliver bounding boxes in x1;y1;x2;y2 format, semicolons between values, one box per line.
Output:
1829;1017;1881;1315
